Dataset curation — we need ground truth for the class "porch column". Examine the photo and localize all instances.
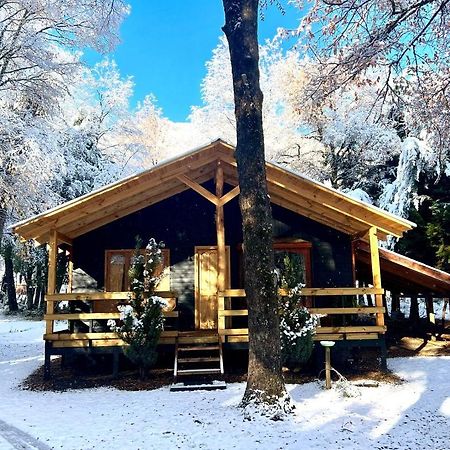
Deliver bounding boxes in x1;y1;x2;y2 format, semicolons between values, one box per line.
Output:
215;162;226;330
368;226;385;327
46;229;58;335
67;246;74;294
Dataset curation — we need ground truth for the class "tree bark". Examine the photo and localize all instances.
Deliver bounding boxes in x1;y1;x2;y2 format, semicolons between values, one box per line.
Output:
222;0;288;410
4;249;18;311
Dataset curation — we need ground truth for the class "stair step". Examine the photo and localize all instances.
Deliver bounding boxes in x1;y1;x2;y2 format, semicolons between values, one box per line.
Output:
178;357;220;363
170;381;227;392
178;337;219;344
178;345;220;351
177;368;222;375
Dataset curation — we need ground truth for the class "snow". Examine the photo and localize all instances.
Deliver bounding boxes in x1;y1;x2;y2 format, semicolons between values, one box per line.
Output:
1;315;449;450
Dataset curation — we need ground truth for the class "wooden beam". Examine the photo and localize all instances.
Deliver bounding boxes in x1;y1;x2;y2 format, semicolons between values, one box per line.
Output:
44;332;118;341
219;287;385;297
56;232;73;246
45;291;177;301
67;247;73;294
369;226;385;327
317;325;386;333
177;174;219;205
45;313;120;320
216;163;227;330
219;155;408;237
219;185;240;206
46;230;58;335
308;307;385;314
45;310;178;321
218;309;249;316
222;167;361;236
352;229;369;241
62;169;215;238
20;149;220;240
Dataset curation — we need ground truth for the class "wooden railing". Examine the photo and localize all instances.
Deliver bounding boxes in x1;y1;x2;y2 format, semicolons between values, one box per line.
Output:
44;291;178;347
218;287;386;342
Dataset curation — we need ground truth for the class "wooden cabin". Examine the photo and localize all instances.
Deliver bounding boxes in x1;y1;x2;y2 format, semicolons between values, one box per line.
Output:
13;139;423;377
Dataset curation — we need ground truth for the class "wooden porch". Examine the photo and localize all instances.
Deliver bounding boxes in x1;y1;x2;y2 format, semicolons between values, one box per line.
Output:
43;285;387;350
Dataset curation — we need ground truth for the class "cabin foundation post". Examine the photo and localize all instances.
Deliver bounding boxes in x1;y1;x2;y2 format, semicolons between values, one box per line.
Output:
443;298;449;327
425;295;436;340
368;227;384;327
112;349;120;379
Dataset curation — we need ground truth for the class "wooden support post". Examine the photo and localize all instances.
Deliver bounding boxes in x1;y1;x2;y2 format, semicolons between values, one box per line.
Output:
442;298;449;328
380;337;388;372
67;247;73;294
368;226;384;327
351;240;357;285
218;294;226;332
215;162;228;330
425;295;436;340
112;349;120;379
409;295;419;325
391;292;400;313
325;347;331;389
46;230;58;335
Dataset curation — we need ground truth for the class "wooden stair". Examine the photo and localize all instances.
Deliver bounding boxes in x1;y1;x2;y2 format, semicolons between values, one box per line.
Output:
170;333;226;391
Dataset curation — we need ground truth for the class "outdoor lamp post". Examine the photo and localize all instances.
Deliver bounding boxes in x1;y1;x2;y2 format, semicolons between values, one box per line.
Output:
320;340;335;389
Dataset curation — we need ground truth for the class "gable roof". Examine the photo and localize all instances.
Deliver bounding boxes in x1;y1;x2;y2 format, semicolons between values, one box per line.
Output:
12;139;415;243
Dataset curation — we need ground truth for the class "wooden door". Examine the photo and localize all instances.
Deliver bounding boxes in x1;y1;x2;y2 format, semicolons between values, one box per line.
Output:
195;246;230;330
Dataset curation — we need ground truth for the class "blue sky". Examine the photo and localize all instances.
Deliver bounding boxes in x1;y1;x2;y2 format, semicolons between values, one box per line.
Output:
85;1;301;122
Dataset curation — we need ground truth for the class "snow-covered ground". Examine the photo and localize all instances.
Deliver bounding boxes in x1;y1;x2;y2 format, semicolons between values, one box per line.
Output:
0;316;449;450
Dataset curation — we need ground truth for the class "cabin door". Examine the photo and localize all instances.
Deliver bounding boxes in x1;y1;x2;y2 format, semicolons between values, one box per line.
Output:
194;246;230;330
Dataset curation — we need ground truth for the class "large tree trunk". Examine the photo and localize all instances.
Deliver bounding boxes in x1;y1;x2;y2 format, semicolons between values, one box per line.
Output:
222;0;289;411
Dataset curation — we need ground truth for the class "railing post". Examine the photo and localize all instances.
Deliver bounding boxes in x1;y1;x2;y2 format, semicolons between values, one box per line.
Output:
368;226;384;327
218;293;225;332
46;230;58;335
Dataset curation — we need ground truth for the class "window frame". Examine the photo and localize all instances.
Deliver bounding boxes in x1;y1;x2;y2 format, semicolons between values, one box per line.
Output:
104;248;170;292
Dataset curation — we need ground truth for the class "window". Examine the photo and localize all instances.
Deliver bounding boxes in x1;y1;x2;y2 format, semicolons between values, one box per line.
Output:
273;241;312;288
238;241;312;289
104;249;170;292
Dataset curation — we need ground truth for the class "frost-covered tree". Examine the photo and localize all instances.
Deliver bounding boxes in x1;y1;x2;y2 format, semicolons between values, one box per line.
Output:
0;0;129;101
0;0;129;239
289;0;450;181
189;36;308;166
52;59;138;201
124;95;205;169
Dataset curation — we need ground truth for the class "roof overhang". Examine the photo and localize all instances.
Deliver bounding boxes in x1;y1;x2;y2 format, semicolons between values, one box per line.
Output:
12;139;415;244
355;240;450;295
